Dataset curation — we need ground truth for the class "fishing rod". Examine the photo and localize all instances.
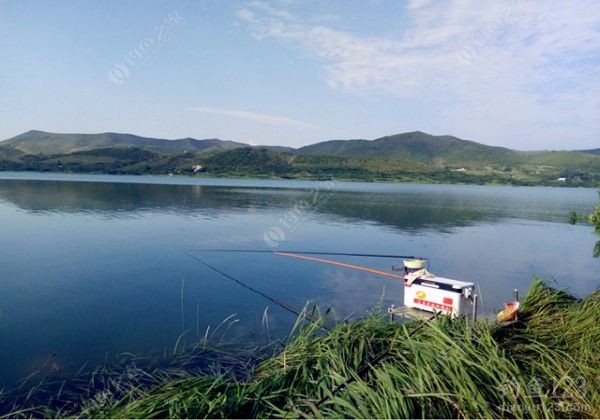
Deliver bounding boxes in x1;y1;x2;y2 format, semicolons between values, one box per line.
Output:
185;252;330;331
189;249;429;282
276;252;407;280
188;248;428;260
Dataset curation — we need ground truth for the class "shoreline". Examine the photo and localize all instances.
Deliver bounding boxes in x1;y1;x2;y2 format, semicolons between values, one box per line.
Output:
0;170;597;190
2;279;598;418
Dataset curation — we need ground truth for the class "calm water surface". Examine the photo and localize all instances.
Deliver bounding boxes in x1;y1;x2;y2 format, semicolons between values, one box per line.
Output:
0;172;598;388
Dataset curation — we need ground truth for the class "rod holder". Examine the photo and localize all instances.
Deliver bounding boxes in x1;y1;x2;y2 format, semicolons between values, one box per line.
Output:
514;289;519;322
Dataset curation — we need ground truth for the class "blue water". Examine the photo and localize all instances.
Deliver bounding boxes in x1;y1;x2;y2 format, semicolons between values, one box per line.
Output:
0;172;598;388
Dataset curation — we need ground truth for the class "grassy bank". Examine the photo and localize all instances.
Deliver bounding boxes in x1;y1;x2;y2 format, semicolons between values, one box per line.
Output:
4;279;599;418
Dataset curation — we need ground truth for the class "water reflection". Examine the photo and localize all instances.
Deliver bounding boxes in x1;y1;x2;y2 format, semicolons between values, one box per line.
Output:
0;178;591;232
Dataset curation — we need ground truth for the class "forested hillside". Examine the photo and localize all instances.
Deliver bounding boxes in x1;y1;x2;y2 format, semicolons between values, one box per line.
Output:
1;130;599;186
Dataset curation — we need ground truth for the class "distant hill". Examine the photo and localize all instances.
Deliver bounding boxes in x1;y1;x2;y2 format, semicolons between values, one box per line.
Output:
1;129;599;186
296;131;521;165
579;148;600;156
1;130;246;154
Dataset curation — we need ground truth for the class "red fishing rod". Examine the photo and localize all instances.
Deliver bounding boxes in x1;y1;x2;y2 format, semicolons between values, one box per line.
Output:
189;248;428;260
190;248;428;280
275;252;407;280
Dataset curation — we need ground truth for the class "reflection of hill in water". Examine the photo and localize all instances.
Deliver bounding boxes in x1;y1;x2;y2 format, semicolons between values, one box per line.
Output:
0;180;312;216
313;190;493;232
0;179;496;232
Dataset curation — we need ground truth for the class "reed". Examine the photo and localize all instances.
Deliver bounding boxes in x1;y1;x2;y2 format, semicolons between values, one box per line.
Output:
2;279;598;419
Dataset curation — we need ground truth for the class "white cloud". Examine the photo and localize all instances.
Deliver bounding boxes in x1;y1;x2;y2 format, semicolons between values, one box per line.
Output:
236;0;600;148
236;9;257;24
248;1;293;20
187;106;322;130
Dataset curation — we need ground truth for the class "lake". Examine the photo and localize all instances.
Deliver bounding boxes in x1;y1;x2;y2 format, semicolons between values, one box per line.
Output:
0;172;598;389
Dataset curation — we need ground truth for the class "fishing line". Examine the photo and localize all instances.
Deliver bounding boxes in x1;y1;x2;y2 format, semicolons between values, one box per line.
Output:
187;248;428;260
185;252;330;331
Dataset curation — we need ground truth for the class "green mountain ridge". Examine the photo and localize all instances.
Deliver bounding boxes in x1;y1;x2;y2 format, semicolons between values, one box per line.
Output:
1;130;599;186
2;130;246;154
296;131;520;164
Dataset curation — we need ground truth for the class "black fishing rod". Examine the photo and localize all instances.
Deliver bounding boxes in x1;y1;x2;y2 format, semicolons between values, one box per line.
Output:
185;252;330;331
187;248;428;260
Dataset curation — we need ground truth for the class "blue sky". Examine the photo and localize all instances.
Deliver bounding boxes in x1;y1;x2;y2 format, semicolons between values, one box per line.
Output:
1;0;598;149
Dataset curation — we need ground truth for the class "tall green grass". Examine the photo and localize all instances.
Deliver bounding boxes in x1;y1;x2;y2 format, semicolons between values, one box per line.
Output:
3;279;599;418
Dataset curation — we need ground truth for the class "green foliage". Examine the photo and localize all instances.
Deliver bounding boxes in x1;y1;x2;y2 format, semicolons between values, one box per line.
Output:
2;131;600;186
198;148;293;175
297;131;522;166
0;145;23;158
572;191;600;257
528;151;600;174
589;204;600;257
587;204;600;225
1;130;244;154
99;282;600;418
569;211;581;224
5;281;597;419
